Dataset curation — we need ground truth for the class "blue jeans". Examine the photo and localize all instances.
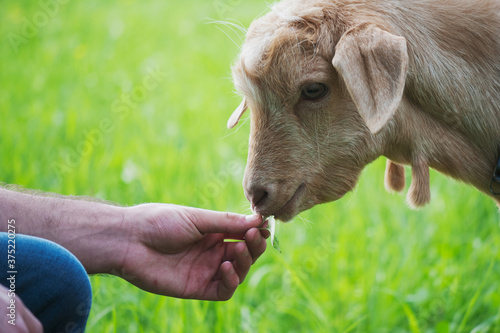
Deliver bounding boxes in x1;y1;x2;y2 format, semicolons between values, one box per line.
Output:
0;233;92;333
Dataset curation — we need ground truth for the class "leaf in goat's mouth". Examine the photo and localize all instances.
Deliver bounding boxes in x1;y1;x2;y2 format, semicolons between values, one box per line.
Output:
260;215;281;253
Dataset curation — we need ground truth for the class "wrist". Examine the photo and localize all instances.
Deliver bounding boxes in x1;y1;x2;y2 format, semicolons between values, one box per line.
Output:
111;204;160;282
73;205;131;275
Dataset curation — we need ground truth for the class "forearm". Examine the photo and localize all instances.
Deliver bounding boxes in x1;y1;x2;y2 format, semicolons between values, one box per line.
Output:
0;187;129;274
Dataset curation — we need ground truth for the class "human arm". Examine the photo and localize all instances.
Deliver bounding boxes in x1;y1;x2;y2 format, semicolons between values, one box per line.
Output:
0;187;267;301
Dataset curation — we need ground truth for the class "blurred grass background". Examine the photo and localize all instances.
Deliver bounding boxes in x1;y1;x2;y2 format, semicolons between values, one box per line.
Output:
1;0;499;332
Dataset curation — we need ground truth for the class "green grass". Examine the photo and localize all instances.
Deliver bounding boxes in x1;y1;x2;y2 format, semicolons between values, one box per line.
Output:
1;1;500;332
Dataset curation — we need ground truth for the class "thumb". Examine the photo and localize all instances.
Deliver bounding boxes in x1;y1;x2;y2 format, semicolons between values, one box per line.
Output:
184;207;262;234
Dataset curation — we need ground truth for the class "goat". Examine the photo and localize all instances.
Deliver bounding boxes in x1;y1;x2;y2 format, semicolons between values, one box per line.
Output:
228;0;500;221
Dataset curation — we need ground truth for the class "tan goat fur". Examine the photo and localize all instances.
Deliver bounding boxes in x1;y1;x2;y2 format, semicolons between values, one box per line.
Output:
229;0;500;220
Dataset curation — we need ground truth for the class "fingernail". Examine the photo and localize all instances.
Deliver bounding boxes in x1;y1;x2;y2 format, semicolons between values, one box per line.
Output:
245;214;261;223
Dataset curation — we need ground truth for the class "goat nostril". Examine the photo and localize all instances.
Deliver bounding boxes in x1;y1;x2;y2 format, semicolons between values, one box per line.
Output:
255;189;268;206
247;186;269;209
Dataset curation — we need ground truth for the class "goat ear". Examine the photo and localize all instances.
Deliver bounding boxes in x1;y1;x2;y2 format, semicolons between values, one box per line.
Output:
332;25;408;134
227;98;248;129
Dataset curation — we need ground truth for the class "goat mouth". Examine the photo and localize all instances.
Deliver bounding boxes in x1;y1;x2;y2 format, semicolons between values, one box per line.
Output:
274;183;306;221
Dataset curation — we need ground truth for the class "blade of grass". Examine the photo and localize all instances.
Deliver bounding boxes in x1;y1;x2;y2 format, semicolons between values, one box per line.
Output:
402;302;422;333
457;259;495;333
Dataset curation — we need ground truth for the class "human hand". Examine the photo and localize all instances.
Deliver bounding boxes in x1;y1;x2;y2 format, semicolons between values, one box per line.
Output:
0;188;268;301
0;284;43;333
115;204;267;301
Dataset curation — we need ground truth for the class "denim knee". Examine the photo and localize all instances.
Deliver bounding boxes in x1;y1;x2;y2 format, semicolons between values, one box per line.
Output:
0;233;92;333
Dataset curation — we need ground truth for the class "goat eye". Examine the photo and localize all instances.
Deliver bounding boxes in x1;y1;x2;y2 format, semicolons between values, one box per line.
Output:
301;83;328;100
